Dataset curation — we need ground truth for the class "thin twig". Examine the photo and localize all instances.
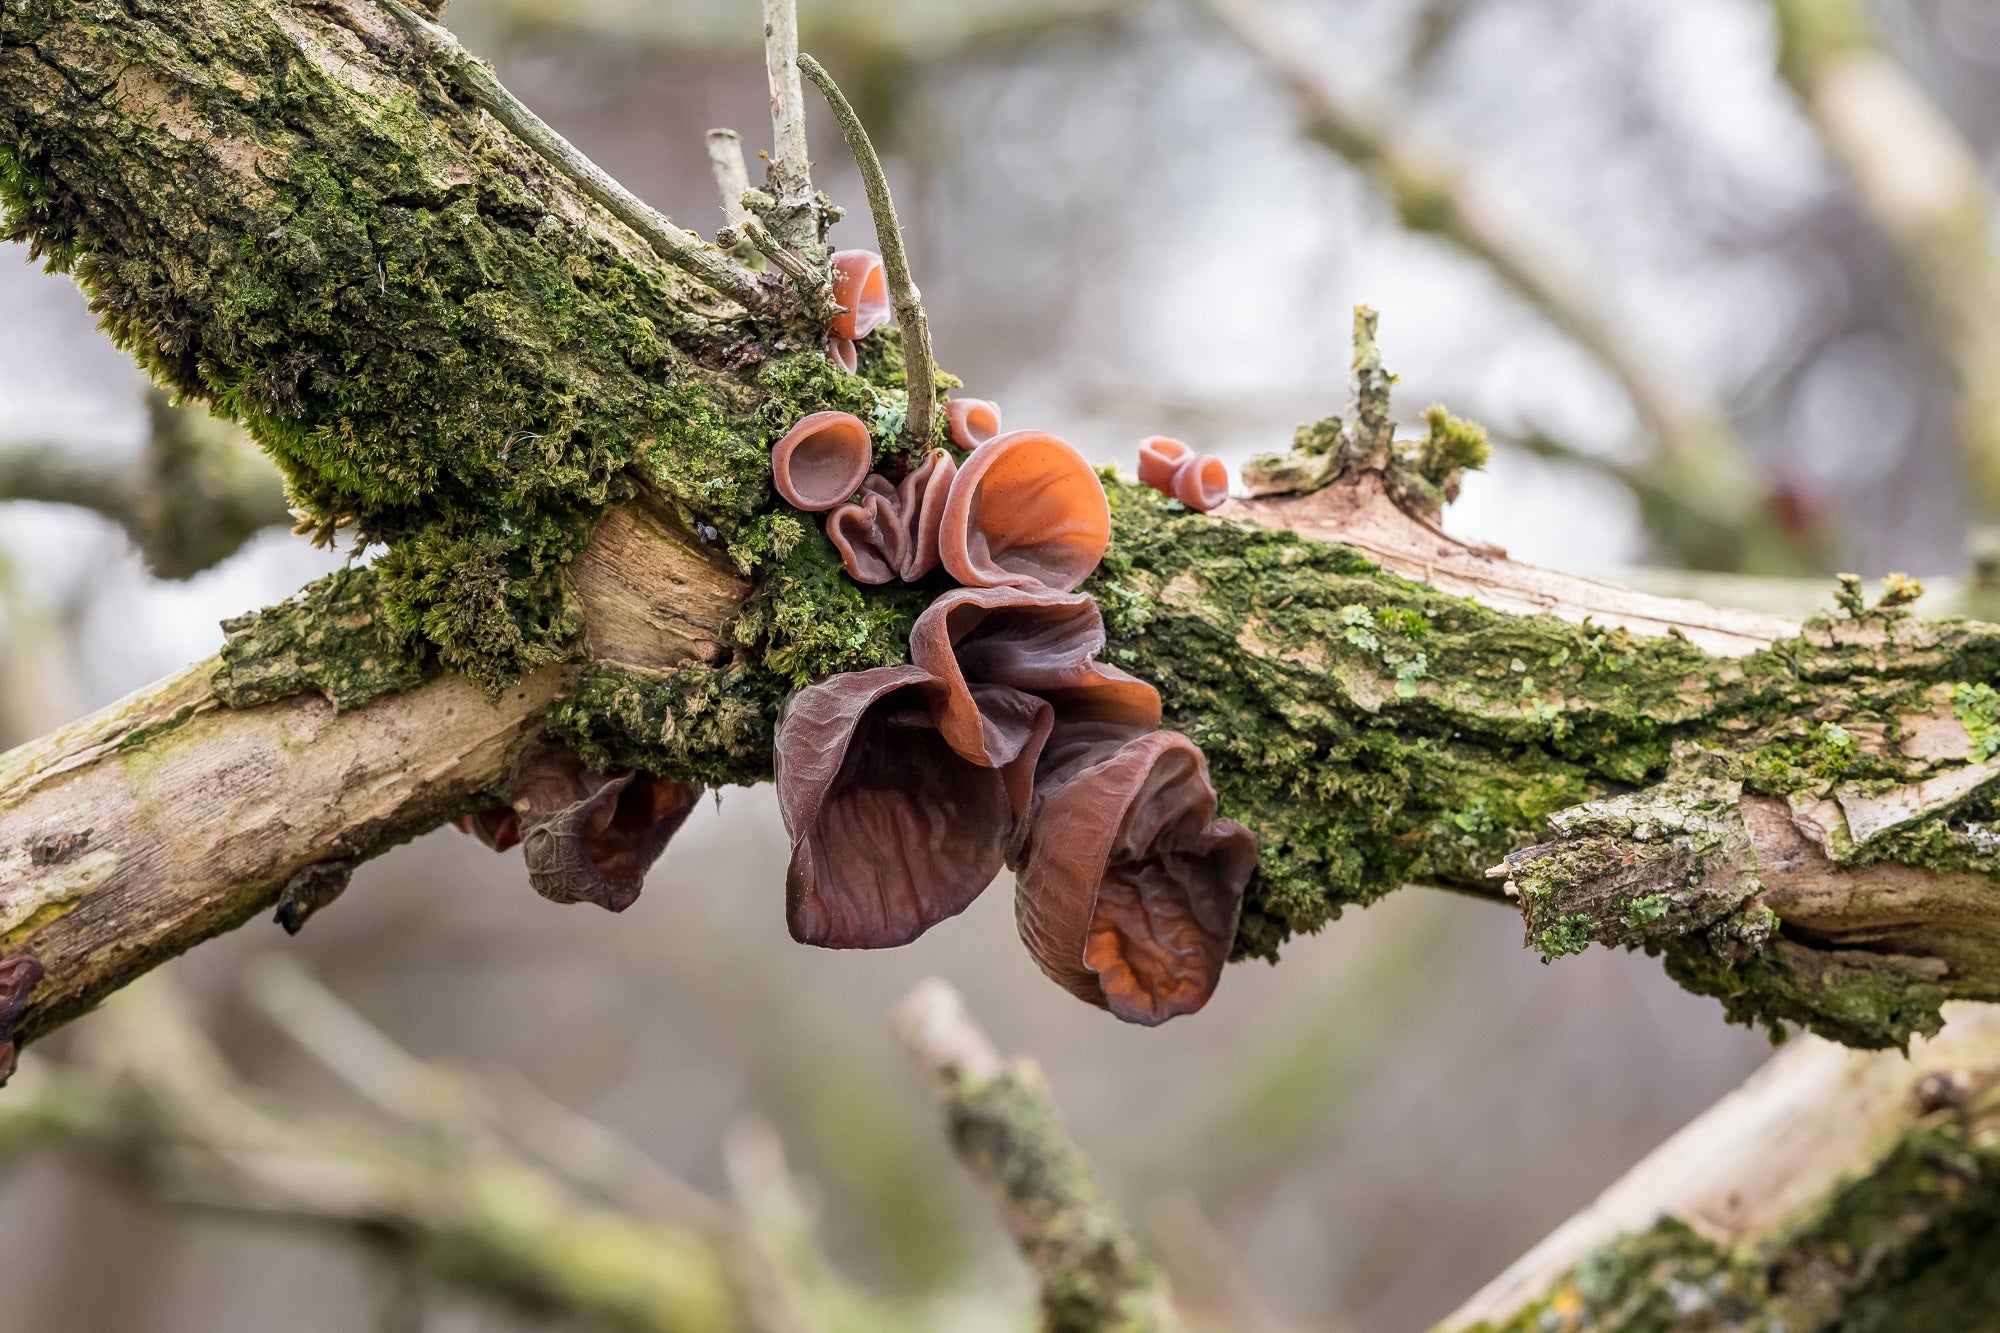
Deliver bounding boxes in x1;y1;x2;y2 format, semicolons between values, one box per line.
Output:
893;979;1186;1333
378;0;769;312
798;54;939;446
706;128;755;228
761;0;816;250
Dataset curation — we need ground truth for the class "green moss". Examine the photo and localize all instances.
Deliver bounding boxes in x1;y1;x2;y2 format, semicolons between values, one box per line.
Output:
1954;682;2000;762
214;566;432;710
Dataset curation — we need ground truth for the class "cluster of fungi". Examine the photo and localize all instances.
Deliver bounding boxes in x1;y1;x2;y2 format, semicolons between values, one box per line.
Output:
462;250;1256;1024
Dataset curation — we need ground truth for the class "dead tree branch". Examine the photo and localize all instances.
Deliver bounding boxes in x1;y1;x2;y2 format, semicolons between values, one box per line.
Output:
895;978;1184;1333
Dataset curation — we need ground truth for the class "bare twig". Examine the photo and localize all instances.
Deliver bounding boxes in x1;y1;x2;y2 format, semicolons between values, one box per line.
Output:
893;979;1185;1333
798;53;938;445
706;128;755;229
761;0;817;251
377;0;770;313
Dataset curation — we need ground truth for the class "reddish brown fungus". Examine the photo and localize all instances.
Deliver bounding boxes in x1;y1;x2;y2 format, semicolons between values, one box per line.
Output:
0;953;43;1082
1136;435;1193;493
1012;731;1256;1025
939;431;1111;592
777;666;1048;949
830;249;891;341
772;410;874;512
826;334;859;374
946;398;1003;450
460;737;702;913
1172;453;1230;512
826;449;957;584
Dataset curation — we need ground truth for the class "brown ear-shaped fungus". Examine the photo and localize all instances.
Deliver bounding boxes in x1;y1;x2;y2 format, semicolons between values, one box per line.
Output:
939;431;1111;592
777;665;1050;948
946;398;1003;451
826;450;957;584
830;249;891;341
772;411;874;512
910;585;1158;776
826;334;859;374
1136;436;1193;493
1012;731;1256;1024
461;737;702;912
1171;453;1230;512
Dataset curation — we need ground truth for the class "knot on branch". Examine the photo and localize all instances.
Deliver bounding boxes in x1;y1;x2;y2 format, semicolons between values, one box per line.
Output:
1491;778;1775;966
1239;306;1489;522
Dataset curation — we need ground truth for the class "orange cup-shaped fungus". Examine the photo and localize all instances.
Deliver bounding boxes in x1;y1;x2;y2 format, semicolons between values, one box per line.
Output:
1012;730;1256;1024
830;249;891;341
947;398;1003;451
1136;435;1193;493
940;431;1111;593
772;411;874;512
1171;452;1230;512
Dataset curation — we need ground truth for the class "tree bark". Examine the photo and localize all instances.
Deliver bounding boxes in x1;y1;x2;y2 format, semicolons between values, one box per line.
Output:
9;0;2000;1063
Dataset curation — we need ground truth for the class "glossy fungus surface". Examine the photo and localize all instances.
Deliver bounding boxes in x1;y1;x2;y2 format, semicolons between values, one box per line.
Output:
947;398;1003;450
830;249;891;341
1136;435;1193;493
939;431;1111;592
461;737;702;912
1013;731;1257;1024
1172;453;1230;512
826;450;957;583
825;334;858;374
772;411;874;512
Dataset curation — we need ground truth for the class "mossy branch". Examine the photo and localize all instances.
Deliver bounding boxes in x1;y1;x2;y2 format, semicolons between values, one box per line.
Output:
895;979;1184;1333
1442;1003;2000;1332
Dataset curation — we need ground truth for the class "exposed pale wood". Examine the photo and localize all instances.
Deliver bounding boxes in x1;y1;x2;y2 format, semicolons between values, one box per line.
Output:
1438;1002;2000;1330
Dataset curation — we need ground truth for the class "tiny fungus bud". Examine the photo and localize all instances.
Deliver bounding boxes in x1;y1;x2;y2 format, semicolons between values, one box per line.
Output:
825;333;858;374
829;249;891;341
460;737;702;913
772;410;874;512
946;398;1003;451
1013;731;1255;1024
1171;453;1229;512
1137;436;1229;511
0;953;45;1083
940;431;1111;593
827;449;957;584
1136;435;1193;493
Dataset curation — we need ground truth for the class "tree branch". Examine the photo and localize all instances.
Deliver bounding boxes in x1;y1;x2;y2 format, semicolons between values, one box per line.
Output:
1440;1002;2000;1330
894;978;1184;1333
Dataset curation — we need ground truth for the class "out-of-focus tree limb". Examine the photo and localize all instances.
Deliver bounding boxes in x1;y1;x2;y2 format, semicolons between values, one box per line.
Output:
1439;1002;2000;1331
894;978;1185;1333
1195;0;1804;573
0;391;292;579
1768;0;2000;518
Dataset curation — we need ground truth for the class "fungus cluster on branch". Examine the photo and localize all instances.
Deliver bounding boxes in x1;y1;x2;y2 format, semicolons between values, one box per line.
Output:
769;382;1256;1024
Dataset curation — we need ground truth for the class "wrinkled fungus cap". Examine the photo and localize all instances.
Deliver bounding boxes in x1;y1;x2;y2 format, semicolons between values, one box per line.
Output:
1013;731;1256;1024
772;411;874;512
940;431;1111;593
830;249;891;341
825;334;858;374
776;666;1048;949
827;450;957;584
946;398;1003;451
461;737;702;913
1136;436;1193;494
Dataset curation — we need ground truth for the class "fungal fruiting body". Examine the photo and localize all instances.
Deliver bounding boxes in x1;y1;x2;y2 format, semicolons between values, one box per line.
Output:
946;398;1003;450
460;736;703;913
830;249;891;341
940;431;1111;593
825;334;859;374
771;410;1258;1024
771;410;874;512
827;449;957;583
1136;435;1230;512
